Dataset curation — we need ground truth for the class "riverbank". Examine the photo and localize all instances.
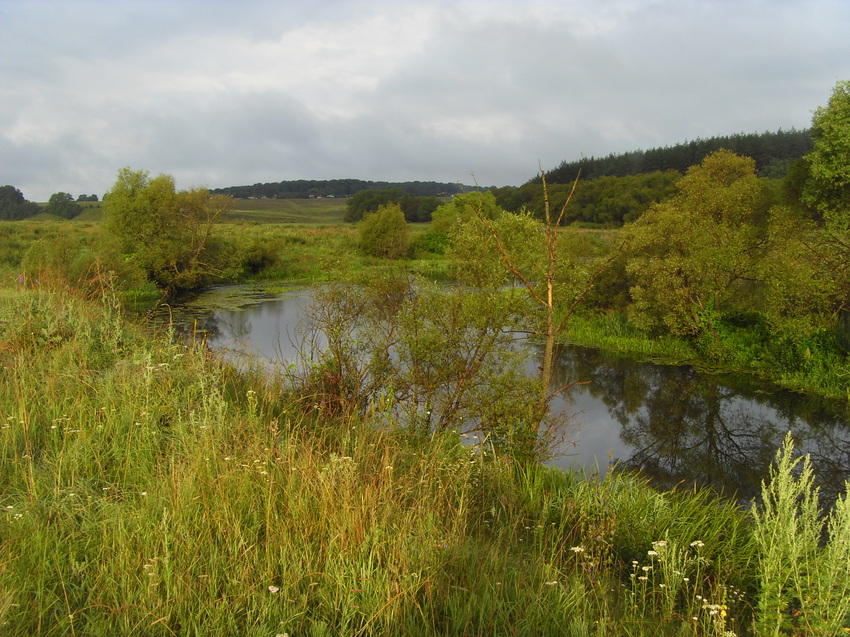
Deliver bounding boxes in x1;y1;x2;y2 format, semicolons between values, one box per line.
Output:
2;285;849;635
564;311;850;402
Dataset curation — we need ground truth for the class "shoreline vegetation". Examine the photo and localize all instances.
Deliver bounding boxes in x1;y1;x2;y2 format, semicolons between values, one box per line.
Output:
3;205;845;402
1;284;848;635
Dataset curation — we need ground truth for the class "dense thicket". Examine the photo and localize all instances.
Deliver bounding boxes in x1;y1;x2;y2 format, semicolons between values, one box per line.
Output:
495;171;682;225
541;128;812;184
212;178;469;200
344;188;441;222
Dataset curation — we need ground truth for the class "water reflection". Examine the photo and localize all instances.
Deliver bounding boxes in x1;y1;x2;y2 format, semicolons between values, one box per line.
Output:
551;345;850;504
149;287;309;366
155;285;850;503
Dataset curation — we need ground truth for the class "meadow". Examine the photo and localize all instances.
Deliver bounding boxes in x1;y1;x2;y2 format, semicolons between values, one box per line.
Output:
0;198;849;634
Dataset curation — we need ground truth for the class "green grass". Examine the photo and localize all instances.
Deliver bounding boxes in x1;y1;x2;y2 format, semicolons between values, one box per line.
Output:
564;311;850;400
224;198;349;224
564;312;699;364
1;284;847;635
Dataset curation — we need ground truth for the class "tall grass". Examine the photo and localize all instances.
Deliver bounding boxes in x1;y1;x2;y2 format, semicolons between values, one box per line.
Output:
0;285;847;635
564;312;698;363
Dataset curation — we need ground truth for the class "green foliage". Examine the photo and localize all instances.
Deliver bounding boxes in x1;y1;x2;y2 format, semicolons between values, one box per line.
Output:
45;191;82;219
102;167;233;291
760;206;846;334
430;191;502;236
449;207;545;289
344;187;440;223
357;203;410;259
0;185;40;221
215;178;465;201
298;276;548;460
802;80;850;230
500;171;681;226
625;150;775;338
753;432;850;636
543;128;812;184
411;228;450;255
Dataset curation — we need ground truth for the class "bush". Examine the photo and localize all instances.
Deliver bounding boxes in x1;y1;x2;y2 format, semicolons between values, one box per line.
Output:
358;203;410;259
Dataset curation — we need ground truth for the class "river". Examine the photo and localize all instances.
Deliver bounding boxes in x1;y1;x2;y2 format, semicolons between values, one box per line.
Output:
153;283;850;505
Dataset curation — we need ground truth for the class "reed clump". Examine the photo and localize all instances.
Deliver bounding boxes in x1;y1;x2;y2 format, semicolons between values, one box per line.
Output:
0;285;847;635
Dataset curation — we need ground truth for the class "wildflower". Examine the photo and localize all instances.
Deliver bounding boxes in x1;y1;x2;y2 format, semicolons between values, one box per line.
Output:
690;540;705;548
647;550;658;557
638;576;648;581
570;546;585;553
544;581;558;586
268;585;280;594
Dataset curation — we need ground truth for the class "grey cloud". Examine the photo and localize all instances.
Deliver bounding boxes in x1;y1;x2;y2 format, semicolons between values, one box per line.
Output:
2;0;850;201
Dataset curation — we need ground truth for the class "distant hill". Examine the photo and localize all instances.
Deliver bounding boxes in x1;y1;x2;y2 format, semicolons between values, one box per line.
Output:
211;179;473;199
539;128;812;184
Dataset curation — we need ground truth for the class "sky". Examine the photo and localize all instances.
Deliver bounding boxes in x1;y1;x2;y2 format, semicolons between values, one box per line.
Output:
2;0;849;202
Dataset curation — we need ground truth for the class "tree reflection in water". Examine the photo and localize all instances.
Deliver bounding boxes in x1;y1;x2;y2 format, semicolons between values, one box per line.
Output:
151;286;850;507
551;344;850;505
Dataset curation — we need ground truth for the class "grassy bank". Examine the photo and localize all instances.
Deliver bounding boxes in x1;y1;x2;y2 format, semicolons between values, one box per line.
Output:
1;285;848;635
564;311;850;401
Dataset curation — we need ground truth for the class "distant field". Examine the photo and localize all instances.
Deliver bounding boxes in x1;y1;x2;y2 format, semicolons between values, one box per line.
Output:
224;197;347;224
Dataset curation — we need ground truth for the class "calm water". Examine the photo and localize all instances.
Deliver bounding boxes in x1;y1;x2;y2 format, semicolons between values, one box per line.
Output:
156;284;850;504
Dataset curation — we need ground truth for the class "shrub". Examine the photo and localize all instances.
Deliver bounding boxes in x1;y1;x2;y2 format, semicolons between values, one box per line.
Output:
358;203;410;259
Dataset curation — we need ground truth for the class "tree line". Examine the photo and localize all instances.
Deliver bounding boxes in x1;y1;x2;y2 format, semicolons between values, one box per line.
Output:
489;129;814;225
541;128;812;184
212;178;470;200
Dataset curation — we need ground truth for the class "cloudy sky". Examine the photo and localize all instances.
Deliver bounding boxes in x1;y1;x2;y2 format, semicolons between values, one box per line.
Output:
2;0;849;201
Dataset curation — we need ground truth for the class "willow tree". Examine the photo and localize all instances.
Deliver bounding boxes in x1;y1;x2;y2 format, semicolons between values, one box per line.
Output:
624;150;774;340
103;167;232;290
